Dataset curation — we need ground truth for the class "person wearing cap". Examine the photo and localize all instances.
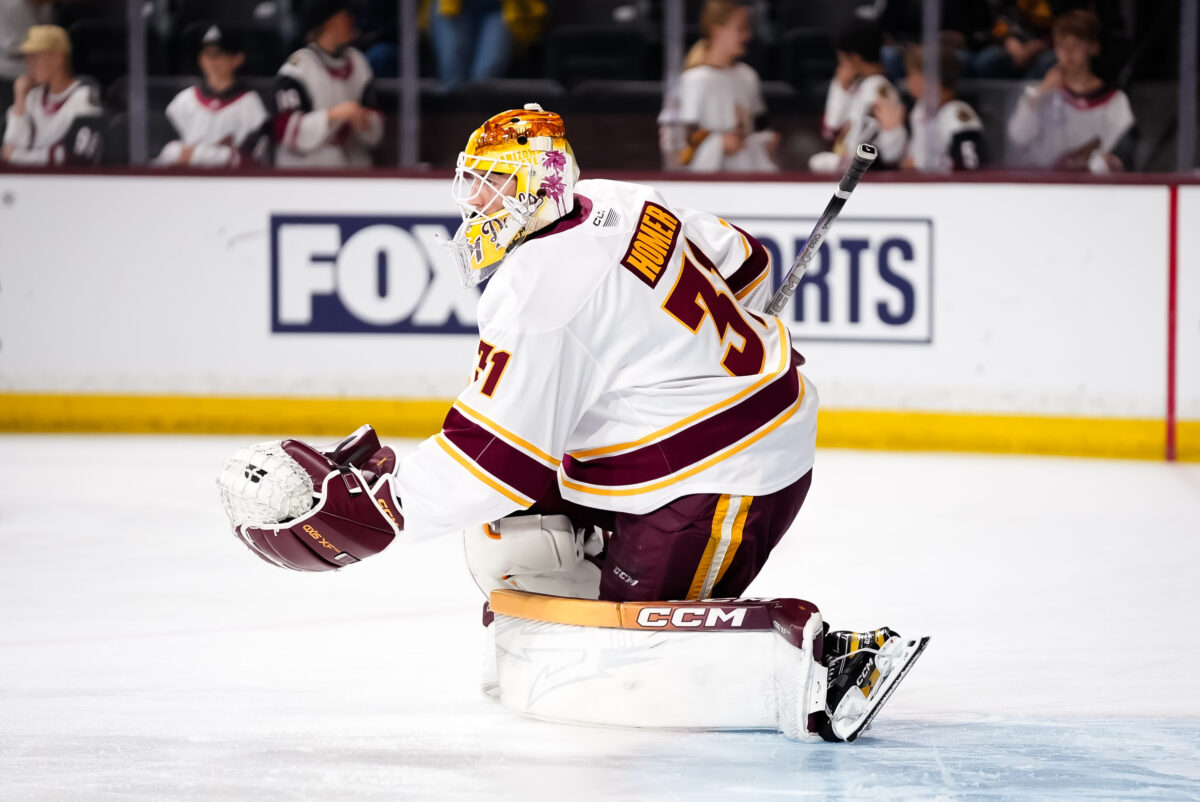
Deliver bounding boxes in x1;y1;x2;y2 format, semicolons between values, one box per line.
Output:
154;24;271;168
2;25;103;166
273;0;383;168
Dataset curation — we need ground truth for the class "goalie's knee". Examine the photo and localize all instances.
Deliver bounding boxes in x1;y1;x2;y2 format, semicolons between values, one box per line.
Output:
464;515;601;599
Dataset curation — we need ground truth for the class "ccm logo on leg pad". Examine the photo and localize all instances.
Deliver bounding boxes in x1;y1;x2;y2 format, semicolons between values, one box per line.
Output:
634;606;748;629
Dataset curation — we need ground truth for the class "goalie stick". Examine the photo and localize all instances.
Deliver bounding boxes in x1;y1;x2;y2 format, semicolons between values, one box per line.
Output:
759;143;878;317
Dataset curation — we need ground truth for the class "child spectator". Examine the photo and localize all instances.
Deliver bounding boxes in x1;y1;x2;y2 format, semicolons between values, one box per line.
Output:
809;20;906;173
876;44;986;172
1006;9;1135;172
668;0;777;172
154;26;270;168
1;25;103;166
273;0;383;169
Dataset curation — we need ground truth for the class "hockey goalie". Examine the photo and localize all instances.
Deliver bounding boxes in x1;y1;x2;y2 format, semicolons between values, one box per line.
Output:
217;104;928;742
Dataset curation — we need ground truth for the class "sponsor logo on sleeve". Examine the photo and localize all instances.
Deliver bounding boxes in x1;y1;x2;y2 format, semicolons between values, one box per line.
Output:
270;214;478;334
733;216;934;344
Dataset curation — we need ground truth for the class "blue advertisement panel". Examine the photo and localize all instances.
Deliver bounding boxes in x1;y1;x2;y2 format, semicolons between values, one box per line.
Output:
271;214;478;334
730;216;934;344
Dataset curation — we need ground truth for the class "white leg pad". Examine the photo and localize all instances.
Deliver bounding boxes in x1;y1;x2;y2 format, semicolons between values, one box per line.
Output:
488;591;828;740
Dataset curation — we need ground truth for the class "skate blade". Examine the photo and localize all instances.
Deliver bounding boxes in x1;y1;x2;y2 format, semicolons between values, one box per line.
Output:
838;635;930;743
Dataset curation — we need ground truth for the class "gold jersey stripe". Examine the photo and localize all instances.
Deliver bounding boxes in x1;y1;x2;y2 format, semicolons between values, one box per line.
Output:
568;317;791;461
718;217;752;261
452;400;561;467
434;433;534;508
560;370;806;498
734;268;770;301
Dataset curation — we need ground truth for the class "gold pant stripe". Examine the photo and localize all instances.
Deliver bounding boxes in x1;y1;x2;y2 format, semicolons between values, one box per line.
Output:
714;495;752;585
686;494;732;600
688;495;747;600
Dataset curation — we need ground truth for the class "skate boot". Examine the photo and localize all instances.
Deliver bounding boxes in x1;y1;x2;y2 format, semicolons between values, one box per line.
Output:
818;626;930;743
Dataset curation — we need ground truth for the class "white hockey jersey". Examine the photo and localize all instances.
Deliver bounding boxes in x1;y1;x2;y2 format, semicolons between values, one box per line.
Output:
155;83;270;167
908;98;986;172
273;44;383;168
677;62;776;173
1006;84;1136;171
2;80;103;166
811;73;906;171
394;178;818;539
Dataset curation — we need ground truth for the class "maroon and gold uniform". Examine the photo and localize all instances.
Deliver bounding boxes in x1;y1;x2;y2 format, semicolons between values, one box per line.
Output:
395;177;816;598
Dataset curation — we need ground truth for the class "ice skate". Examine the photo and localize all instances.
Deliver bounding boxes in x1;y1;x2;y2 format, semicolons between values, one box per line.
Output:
818;627;930;742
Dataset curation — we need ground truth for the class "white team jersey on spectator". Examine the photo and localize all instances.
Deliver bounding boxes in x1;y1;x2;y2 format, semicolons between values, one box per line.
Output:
155;84;270;167
1006;84;1135;169
2;80;101;165
812;73;906;170
909;98;985;172
273;44;383;168
677;62;776;172
395;178;817;539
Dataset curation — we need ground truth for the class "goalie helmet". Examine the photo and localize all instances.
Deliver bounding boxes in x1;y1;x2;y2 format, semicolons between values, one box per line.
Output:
447;102;580;287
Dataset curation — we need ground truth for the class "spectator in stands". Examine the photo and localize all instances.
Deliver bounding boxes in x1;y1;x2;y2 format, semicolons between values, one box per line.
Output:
0;0;52;80
667;0;778;172
1;25;103;166
809;20;906;173
426;0;546;89
876;45;986;172
971;1;1058;79
154;25;270;168
869;0;996;85
274;0;383;168
1006;9;1135;173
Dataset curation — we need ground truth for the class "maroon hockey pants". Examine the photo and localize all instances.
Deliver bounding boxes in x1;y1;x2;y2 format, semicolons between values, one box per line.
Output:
528;470;812;602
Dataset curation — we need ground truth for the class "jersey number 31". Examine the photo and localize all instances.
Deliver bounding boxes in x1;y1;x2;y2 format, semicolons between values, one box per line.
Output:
663;254;765;377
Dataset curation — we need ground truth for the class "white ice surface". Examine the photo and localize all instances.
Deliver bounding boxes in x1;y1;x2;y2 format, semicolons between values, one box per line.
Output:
3;435;1200;800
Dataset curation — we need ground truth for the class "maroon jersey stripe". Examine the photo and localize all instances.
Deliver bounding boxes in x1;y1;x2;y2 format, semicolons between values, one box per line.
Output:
562;351;803;487
724;224;771;295
442;407;558;501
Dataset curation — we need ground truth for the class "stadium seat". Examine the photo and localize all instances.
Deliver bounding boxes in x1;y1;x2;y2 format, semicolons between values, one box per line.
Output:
377;78;567;168
105;75;184;113
542;2;658;86
544;27;657;86
775;0;854;31
173;0;281;25
67;20;131;90
567;80;663;171
103;110;177;165
777;28;835;89
955;79;1025;168
54;0;130;28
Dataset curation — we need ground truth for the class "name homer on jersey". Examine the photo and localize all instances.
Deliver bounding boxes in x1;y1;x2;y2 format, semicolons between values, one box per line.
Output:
620;202;681;288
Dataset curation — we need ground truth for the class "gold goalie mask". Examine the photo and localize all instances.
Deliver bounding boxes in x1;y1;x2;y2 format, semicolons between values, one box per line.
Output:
447;103;580;287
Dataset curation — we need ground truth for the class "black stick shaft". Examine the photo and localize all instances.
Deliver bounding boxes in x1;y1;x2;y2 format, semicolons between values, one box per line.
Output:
761;143;878;317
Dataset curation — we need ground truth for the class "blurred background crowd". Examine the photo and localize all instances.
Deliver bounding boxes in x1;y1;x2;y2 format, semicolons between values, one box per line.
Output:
0;0;1195;173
